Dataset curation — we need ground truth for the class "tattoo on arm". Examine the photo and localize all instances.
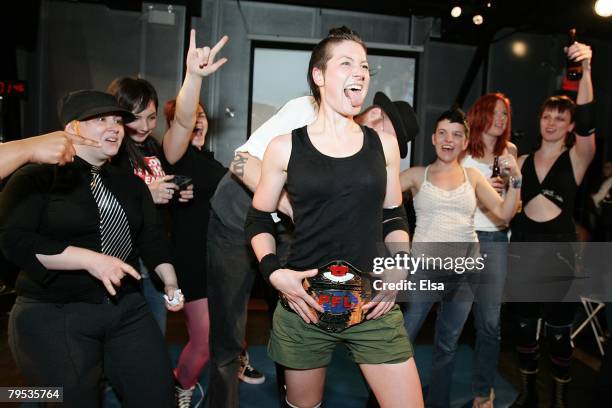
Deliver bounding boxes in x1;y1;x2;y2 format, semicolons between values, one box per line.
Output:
231;153;248;178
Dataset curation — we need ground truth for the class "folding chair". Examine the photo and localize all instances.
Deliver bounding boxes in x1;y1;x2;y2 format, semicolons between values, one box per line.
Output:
571;296;607;356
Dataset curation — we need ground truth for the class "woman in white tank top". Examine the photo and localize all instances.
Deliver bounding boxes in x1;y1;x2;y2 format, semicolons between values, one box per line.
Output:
399;109;521;408
461;93;516;408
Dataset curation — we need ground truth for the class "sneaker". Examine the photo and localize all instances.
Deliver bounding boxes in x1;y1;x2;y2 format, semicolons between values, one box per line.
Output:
176;382;204;408
238;350;266;385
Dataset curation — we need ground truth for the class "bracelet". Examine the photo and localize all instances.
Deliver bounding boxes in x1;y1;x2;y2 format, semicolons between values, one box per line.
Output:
259;253;282;284
509;175;522;189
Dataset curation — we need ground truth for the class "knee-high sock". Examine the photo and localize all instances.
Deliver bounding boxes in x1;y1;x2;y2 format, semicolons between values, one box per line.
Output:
545;322;573;381
515;316;540;372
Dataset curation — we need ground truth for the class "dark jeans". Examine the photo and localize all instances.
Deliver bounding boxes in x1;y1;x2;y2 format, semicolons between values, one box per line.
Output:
8;292;174;408
206;211;290;408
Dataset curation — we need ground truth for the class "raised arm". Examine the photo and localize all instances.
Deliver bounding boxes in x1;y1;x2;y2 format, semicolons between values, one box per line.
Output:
568;41;596;184
573;42;593;107
163;30;228;164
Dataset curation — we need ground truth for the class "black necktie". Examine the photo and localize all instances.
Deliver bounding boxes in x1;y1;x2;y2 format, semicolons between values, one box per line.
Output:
90;166;133;261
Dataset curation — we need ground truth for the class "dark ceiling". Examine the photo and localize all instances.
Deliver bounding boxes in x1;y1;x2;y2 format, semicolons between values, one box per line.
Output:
248;0;612;43
6;1;611;49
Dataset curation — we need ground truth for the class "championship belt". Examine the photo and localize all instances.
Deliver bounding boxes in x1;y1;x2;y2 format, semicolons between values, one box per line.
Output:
280;260;372;332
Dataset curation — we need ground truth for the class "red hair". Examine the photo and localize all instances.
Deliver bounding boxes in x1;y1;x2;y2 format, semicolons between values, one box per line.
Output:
163;99;205;128
163;99;177;129
466;93;511;158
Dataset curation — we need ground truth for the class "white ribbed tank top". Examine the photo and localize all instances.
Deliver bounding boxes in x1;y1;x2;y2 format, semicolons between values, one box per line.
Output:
413;165;478;243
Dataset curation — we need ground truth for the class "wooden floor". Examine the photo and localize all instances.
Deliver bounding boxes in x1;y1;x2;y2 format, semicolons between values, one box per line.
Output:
0;290;607;407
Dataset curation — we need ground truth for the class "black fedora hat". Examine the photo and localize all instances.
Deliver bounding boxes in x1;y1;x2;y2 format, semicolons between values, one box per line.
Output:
58;90;136;126
373;92;419;159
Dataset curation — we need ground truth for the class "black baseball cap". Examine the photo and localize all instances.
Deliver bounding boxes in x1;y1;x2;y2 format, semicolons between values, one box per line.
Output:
58;90;136;126
373;92;419;159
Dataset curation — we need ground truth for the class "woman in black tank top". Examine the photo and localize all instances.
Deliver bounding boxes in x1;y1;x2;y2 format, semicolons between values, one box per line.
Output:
248;27;423;407
508;41;595;408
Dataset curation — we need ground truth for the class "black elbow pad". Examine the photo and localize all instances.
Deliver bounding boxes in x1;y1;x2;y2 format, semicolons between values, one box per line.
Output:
382;206;409;238
245;206;276;242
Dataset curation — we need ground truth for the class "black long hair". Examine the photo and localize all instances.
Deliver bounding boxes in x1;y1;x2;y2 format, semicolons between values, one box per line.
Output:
107;77;161;173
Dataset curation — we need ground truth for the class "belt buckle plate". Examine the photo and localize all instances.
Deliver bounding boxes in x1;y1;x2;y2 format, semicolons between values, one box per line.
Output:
282;260;372;332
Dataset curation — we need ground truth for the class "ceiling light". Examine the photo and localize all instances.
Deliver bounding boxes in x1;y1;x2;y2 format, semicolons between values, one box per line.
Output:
511;41;527;57
594;0;612;17
473;14;484;25
451;6;462;18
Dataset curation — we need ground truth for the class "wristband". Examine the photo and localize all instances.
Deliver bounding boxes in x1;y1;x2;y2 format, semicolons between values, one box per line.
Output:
259;253;282;284
509;175;522;189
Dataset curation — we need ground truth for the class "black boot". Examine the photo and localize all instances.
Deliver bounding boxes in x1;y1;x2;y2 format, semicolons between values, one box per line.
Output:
510;370;539;408
550;377;570;408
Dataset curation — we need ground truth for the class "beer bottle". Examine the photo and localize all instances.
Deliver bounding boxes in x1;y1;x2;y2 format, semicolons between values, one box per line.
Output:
566;28;583;81
491;156;501;178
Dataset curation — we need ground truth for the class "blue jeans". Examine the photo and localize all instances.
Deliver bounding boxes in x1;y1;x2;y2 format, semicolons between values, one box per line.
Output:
472;230;508;399
140;259;167;335
403;270;475;408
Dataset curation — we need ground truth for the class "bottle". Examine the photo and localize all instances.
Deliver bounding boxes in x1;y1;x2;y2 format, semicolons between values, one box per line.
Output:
491;156;501;178
566;28;583;81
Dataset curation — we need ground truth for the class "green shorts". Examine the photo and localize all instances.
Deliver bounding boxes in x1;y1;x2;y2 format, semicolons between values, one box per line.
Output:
268;303;413;369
